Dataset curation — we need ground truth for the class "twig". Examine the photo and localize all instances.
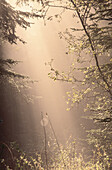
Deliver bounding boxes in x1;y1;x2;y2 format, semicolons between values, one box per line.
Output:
48;4;75;11
46;113;66;168
70;0;112;96
0;142;14;168
40;112;48;170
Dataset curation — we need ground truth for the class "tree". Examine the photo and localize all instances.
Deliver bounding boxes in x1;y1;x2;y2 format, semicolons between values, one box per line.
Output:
0;0;43;93
0;0;43;44
1;0;112;165
37;0;112;161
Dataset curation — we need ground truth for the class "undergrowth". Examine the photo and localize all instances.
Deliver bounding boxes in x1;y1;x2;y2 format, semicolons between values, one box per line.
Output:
0;139;111;170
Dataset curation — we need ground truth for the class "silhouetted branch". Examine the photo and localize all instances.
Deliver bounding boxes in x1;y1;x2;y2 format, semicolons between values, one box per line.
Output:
70;0;112;96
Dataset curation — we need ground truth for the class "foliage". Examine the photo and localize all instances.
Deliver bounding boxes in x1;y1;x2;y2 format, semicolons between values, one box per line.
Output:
0;140;111;170
1;0;112;168
0;56;37;103
0;0;42;44
41;0;112;162
0;142;44;170
0;0;42;93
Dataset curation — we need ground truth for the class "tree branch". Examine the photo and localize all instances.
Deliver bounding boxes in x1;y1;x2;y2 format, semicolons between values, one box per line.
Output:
70;0;112;96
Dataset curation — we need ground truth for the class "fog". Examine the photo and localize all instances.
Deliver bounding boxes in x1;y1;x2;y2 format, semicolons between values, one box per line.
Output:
1;2;88;155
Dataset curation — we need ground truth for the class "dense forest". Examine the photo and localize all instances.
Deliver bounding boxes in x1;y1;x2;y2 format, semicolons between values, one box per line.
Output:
0;0;112;169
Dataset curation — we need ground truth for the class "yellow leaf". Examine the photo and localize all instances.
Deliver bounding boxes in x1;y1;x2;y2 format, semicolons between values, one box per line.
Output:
66;108;70;111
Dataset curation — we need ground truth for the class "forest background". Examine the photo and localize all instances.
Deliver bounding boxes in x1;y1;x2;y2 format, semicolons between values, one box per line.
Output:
0;0;112;169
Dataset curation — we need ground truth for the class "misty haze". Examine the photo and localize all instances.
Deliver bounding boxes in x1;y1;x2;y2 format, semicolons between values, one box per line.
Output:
0;0;112;169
